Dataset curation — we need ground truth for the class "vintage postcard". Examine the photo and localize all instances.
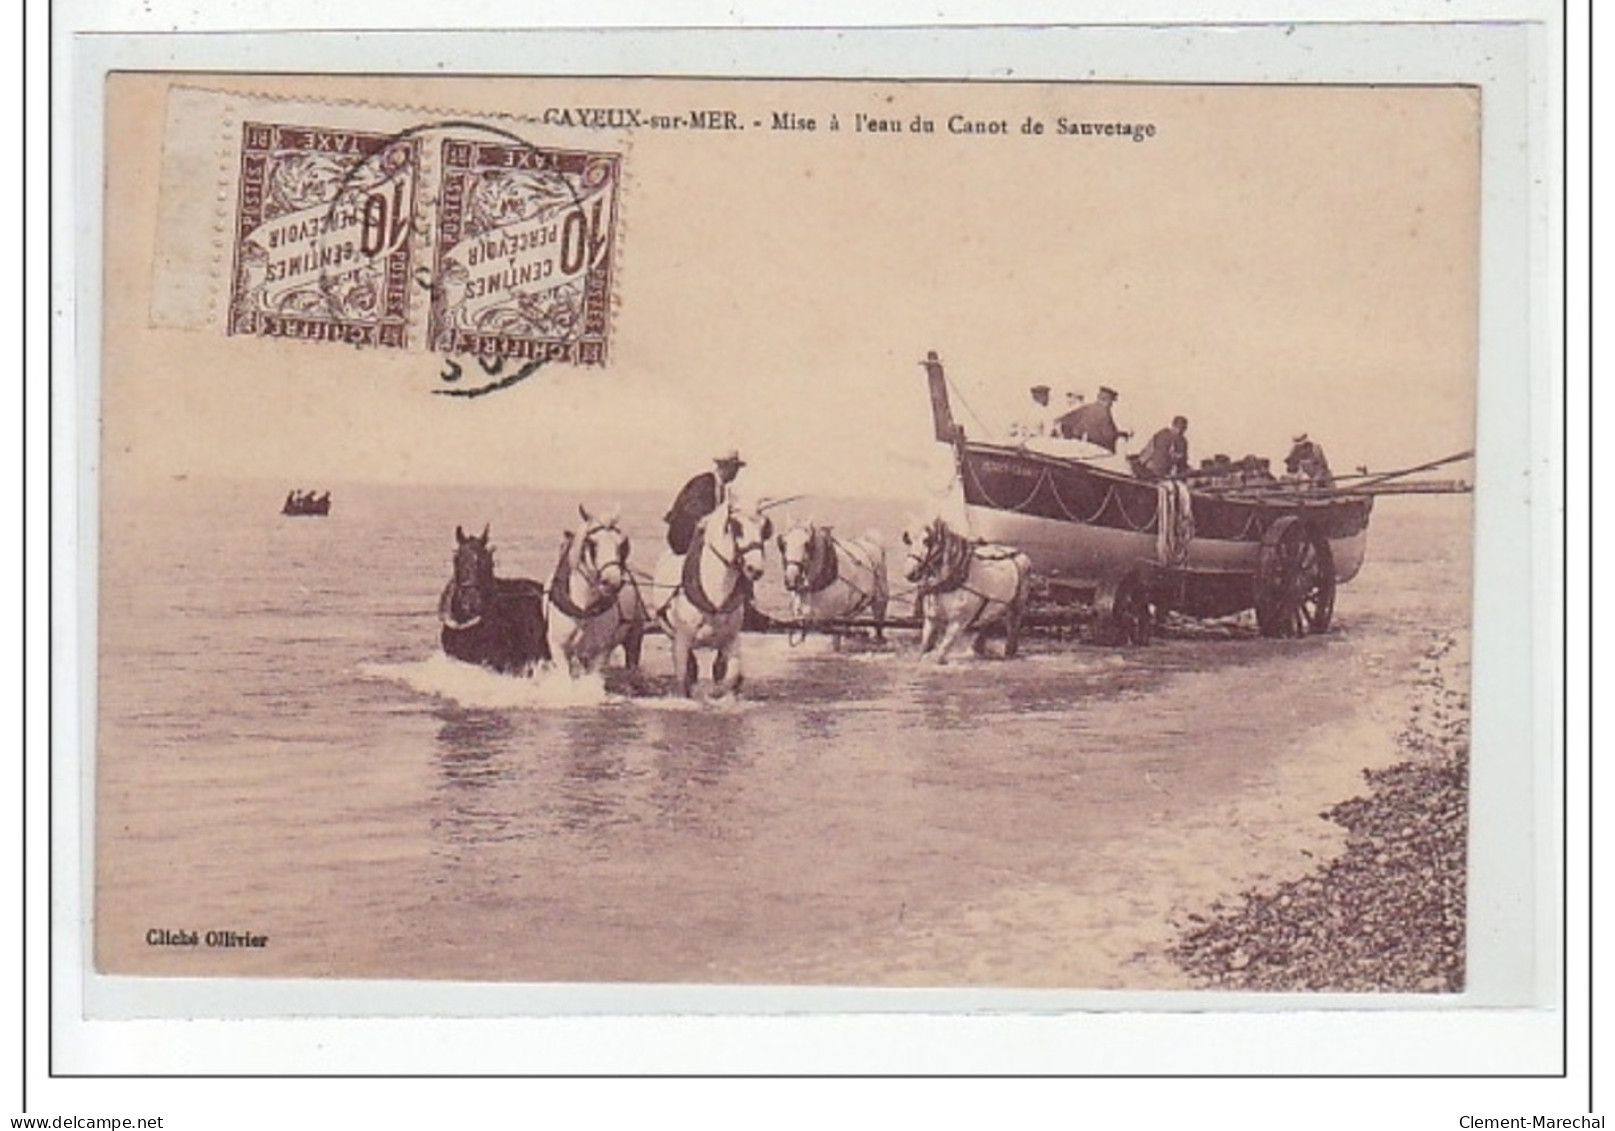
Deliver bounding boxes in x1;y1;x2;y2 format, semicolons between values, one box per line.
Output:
93;70;1487;999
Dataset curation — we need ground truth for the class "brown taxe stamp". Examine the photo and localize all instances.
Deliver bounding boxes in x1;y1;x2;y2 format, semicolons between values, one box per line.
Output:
228;121;421;348
429;138;621;365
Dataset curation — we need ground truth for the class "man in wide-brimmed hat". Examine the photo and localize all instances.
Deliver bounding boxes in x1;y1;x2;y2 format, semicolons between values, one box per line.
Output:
1055;385;1131;452
664;449;746;554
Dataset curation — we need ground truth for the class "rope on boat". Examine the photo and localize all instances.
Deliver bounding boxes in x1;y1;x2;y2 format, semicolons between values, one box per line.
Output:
1045;467;1122;529
964;456;1164;535
960;452;1351;547
962;455;1046;516
1111;483;1153;535
945;376;995;438
1156;480;1195;567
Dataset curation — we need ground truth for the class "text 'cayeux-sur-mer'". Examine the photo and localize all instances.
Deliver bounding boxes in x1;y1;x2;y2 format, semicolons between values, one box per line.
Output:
532;105;1157;141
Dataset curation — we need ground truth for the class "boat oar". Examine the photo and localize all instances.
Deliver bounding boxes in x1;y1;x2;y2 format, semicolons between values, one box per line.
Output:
1191;450;1475;498
1349;450;1474;492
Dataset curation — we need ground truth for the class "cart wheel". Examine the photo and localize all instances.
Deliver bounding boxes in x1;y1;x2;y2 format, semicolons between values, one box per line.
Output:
1255;516;1336;637
1092;569;1153;646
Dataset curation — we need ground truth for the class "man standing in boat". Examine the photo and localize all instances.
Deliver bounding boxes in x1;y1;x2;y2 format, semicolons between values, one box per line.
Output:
1137;416;1191;479
1285;433;1335;488
665;449;745;554
1055;386;1131;451
1011;384;1056;439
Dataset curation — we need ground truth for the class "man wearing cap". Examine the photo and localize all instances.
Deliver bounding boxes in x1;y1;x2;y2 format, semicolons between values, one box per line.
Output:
1055;386;1131;451
1137;416;1190;480
665;450;745;554
1012;384;1057;440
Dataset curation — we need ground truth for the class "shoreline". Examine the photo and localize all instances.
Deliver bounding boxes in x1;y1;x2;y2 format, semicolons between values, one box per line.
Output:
744;628;1462;991
1161;632;1469;992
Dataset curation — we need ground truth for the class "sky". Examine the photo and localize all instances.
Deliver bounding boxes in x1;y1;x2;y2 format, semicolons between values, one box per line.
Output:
103;74;1480;502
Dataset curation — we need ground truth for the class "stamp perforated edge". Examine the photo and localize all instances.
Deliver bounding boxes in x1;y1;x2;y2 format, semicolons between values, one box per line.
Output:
153;83;636;358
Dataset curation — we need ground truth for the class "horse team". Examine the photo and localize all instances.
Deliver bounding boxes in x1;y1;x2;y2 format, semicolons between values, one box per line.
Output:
438;505;1033;696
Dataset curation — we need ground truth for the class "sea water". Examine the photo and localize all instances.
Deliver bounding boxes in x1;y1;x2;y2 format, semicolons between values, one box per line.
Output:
93;478;1473;988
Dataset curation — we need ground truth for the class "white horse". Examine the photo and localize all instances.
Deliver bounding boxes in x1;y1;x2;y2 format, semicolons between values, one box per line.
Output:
776;521;889;647
545;505;647;678
900;518;1031;663
652;504;773;697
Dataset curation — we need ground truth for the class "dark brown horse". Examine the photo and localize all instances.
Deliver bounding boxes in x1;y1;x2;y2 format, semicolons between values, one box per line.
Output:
438;524;549;675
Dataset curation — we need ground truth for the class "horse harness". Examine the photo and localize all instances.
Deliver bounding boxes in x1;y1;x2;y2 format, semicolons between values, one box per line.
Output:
440;541;496;629
438;581;484;630
661;520;762;620
794;527;840;593
549;526;634;621
790;528;879;616
913;523;1022;630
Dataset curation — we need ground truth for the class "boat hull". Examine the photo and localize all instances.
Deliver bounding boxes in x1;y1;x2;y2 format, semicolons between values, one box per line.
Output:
954;443;1371;618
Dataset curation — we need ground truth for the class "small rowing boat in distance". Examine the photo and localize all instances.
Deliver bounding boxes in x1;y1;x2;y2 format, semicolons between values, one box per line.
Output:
282;490;331;517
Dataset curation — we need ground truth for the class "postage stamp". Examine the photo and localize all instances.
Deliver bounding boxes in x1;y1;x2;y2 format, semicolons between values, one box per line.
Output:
228;121;421;348
430;138;620;364
150;87;630;362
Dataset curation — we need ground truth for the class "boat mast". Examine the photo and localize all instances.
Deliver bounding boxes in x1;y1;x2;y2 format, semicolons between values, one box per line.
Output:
920;351;965;445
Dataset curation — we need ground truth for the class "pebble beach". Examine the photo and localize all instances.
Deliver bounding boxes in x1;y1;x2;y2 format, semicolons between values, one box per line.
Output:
1165;634;1470;992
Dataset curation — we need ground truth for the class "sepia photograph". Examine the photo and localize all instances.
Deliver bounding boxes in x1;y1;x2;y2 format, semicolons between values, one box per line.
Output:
90;69;1485;998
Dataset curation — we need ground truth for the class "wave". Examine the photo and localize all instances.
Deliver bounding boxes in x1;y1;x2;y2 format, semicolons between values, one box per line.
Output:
359;652;764;712
358;653;619;710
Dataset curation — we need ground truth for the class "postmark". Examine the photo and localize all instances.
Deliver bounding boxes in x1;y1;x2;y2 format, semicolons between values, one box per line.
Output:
429;138;620;365
227;121;421;348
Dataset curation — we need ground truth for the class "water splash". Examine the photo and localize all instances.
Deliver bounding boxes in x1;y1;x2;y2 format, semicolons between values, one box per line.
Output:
358;653;617;710
360;653;771;713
